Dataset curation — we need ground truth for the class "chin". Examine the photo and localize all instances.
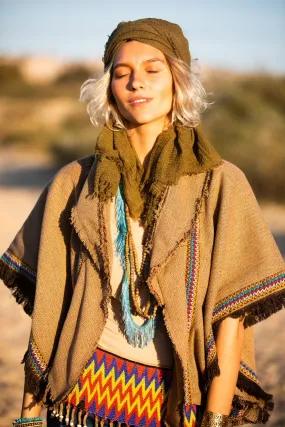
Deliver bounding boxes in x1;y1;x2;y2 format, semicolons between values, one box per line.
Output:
125;113;168;127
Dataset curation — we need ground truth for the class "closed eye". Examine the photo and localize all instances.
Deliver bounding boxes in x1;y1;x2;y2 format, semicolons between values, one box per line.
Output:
113;73;130;79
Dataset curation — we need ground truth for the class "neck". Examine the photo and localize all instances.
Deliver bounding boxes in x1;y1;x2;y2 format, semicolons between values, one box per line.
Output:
126;118;170;168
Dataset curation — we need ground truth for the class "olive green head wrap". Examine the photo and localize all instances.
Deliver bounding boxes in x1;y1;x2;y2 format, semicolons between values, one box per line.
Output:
103;18;191;70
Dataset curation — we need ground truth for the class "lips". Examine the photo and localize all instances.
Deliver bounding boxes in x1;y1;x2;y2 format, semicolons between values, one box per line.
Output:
128;97;153;105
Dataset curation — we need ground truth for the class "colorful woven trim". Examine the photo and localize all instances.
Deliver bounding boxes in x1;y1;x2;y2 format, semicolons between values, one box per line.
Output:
184;404;197;427
1;250;36;284
205;331;217;367
12;417;43;427
229;405;245;420
213;271;285;323
26;336;47;380
65;347;173;426
239;360;259;385
185;220;200;331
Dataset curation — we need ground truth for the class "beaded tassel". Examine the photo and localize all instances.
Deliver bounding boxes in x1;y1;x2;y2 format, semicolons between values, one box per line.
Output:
82;412;88;427
51;405;57;418
65;403;71;425
70;406;75;426
59;403;64;422
115;184;157;348
76;409;82;427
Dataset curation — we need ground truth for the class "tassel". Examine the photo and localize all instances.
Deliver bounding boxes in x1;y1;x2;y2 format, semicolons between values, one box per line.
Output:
100;418;104;427
70;406;75;426
55;403;60;418
82;412;88;427
115;184;157;348
51;404;59;418
115;183;127;259
95;416;99;427
121;273;157;347
59;402;64;421
65;403;71;425
77;409;82;427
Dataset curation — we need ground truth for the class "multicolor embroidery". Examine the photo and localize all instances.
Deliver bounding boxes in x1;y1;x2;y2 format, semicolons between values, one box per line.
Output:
185;221;200;331
26;336;47;380
205;331;217;366
1;250;36;284
66;347;173;426
213;271;285;323
184;404;197;427
230;406;247;419
239;360;259;384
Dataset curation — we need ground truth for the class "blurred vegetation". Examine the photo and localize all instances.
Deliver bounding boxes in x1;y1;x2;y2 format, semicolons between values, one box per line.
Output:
0;59;284;202
203;71;285;202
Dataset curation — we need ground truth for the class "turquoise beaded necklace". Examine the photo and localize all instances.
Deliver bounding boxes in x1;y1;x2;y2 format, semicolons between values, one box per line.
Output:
114;183;157;348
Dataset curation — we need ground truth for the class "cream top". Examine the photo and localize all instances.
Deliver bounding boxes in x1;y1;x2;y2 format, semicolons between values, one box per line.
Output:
97;199;173;368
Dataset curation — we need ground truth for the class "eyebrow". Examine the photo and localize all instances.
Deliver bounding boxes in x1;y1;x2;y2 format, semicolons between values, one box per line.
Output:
112;57;165;70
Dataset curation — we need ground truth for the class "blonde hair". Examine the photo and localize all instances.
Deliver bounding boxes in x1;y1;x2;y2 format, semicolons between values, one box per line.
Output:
79;54;210;130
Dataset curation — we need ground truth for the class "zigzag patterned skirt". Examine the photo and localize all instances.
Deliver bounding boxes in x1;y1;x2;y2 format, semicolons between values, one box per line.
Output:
47;347;199;427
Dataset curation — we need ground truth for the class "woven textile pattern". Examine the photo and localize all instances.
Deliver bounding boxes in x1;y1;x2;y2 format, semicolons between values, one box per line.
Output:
213;271;285;322
185;221;200;331
205;331;217;367
26;336;47;380
184;404;197;427
240;361;259;384
66;347;176;426
1;250;36;283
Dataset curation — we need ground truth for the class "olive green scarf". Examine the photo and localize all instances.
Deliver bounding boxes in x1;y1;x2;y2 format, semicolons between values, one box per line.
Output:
93;124;222;225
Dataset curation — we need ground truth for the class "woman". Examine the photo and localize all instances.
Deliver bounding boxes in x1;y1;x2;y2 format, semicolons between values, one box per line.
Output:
2;18;285;427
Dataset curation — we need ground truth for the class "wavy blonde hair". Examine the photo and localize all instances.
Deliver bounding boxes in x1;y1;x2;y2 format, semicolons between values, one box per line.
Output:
79;54;210;130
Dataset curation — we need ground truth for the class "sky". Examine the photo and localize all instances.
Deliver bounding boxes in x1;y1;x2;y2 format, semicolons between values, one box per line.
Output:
0;0;284;74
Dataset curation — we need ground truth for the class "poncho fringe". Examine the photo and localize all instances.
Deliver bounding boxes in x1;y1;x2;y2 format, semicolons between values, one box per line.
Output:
202;286;285;425
0;257;35;316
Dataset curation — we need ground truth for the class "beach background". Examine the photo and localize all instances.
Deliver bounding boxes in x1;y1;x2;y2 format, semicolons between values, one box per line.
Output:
0;1;285;426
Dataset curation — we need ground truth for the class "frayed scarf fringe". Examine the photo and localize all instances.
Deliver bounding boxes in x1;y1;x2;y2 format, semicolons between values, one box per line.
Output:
0;258;35;316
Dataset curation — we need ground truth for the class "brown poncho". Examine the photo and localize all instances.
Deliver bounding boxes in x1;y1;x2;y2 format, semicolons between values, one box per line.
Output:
1;155;285;426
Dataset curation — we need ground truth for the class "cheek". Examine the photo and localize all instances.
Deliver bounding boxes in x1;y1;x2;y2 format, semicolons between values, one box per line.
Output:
157;76;173;108
111;80;123;107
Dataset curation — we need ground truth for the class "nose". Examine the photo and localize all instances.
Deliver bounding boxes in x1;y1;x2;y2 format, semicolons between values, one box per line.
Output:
128;70;145;90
